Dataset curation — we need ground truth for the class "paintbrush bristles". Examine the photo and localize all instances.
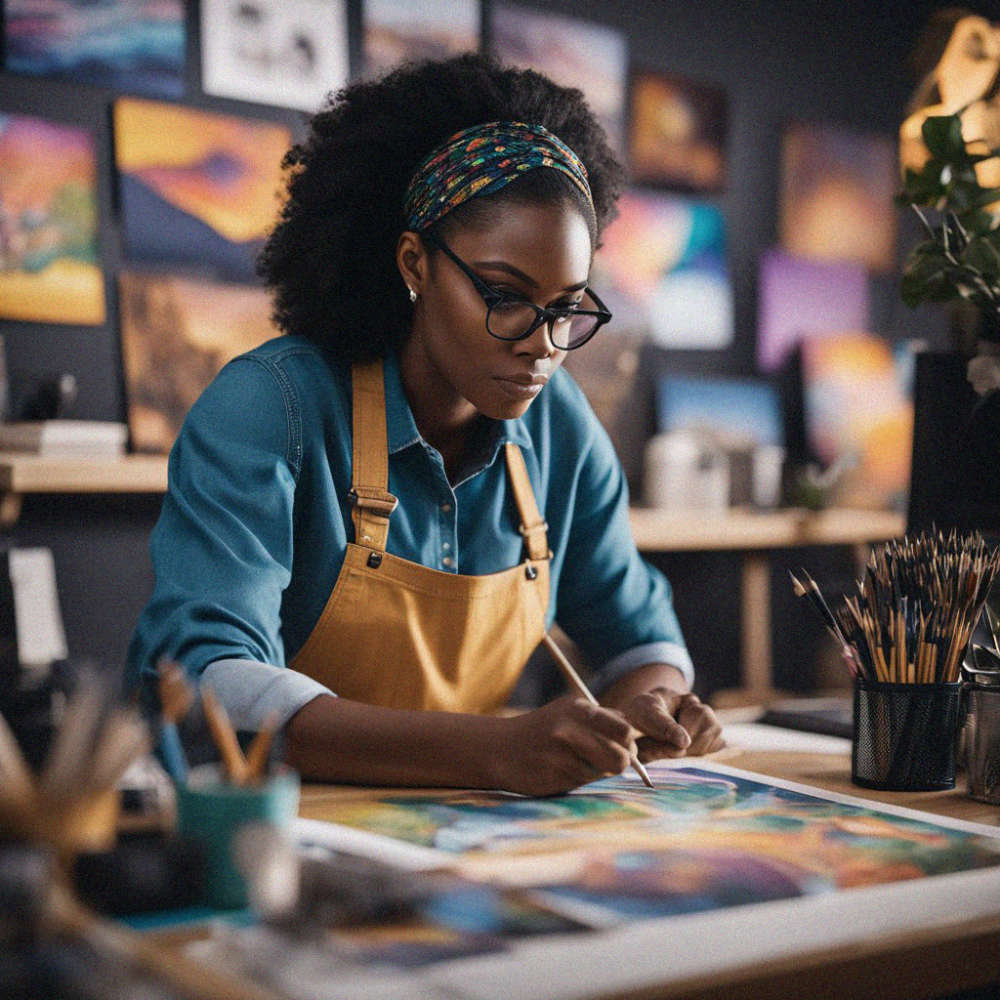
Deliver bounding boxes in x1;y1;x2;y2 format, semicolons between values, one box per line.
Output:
794;531;1000;685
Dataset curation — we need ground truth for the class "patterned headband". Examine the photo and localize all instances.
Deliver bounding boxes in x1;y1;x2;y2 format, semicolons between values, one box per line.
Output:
403;121;593;232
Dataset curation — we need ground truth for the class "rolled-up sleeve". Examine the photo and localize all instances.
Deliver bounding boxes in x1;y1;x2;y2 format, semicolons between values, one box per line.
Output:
552;409;694;690
126;357;319;717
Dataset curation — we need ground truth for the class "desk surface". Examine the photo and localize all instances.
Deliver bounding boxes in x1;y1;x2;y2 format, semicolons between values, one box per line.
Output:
296;735;1000;1000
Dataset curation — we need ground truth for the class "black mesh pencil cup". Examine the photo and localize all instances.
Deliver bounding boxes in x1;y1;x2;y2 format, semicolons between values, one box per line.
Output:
852;678;962;791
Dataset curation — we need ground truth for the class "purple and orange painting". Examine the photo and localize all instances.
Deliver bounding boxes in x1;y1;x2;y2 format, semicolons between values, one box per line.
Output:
0;111;105;325
113;98;290;281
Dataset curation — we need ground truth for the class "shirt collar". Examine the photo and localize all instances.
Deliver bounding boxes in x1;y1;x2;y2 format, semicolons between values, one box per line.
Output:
383;353;533;457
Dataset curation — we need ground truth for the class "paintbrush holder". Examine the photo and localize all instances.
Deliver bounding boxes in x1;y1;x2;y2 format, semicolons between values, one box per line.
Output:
852;679;961;791
175;764;299;910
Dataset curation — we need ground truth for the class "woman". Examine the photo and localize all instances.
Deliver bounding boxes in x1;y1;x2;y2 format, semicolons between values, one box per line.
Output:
128;54;723;795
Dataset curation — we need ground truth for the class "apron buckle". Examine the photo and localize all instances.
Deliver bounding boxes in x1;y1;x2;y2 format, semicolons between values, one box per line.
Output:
348;488;399;519
524;560;538;581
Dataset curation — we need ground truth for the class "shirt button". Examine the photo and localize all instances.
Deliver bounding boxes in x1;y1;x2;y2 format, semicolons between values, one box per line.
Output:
440;502;452;513
442;542;451;551
442;556;454;567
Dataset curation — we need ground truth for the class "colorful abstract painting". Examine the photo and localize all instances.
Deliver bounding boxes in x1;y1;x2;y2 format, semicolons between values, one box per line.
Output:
0;112;104;325
490;3;627;156
5;0;185;98
363;0;480;80
629;69;727;191
756;248;870;372
592;190;732;349
800;332;914;510
118;271;276;452
779;121;898;273
201;0;348;112
113;98;290;281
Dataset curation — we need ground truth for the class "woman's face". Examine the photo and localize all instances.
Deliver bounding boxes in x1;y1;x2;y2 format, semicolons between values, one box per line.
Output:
400;200;593;422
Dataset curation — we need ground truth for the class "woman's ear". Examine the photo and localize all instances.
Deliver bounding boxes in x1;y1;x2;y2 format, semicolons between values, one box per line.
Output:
396;230;428;298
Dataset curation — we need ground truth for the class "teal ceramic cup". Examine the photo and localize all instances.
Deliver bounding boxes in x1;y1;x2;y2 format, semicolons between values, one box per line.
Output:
175;764;300;910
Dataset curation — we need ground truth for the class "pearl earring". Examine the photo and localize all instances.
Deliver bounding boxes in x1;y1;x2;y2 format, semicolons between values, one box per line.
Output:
408;286;418;303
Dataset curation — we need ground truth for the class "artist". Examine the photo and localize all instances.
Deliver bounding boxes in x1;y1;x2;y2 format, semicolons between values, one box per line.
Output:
128;54;724;795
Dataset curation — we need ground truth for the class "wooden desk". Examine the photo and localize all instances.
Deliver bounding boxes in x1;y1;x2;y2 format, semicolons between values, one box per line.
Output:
295;741;1000;1000
628;507;907;698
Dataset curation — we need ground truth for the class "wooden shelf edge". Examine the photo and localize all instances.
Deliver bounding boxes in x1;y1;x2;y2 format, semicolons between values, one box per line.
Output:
0;453;169;495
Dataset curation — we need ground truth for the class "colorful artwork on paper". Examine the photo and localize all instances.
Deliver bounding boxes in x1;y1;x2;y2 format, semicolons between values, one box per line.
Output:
629;69;727;192
490;3;627;156
113;98;290;281
756;248;870;373
4;0;185;98
0;112;105;325
593;190;732;349
779;121;898;273
311;764;1000;927
118;271;275;452
800;332;914;510
363;0;480;80
201;0;348;113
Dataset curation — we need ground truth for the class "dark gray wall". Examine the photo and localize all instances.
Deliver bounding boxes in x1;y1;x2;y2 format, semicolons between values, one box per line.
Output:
0;0;992;689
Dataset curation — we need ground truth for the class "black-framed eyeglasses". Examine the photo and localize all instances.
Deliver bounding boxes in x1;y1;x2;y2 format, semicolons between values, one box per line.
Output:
421;231;612;351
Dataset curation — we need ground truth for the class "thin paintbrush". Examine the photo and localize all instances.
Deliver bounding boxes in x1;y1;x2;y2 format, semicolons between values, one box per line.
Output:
541;633;655;788
157;659;193;784
201;686;248;784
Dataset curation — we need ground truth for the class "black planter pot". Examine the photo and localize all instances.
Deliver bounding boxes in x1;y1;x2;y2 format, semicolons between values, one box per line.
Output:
908;350;1000;539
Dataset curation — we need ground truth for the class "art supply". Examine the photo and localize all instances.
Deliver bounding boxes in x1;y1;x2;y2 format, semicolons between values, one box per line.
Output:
200;686;278;787
541;633;655;788
793;531;1000;791
962;652;1000;805
156;659;192;784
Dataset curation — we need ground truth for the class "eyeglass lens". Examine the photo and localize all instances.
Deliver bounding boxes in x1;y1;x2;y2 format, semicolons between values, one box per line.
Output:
487;291;601;349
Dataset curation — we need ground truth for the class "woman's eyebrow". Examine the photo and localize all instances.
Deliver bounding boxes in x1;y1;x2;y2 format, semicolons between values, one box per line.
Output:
472;259;588;293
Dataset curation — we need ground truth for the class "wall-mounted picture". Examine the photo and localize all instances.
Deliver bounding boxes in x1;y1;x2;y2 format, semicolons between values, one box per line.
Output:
655;375;783;449
490;3;627;155
593;190;733;349
201;0;348;113
113;98;290;282
0;112;105;326
757;249;869;372
779;121;898;273
118;271;276;453
362;0;480;80
628;70;727;191
4;0;185;98
800;332;913;510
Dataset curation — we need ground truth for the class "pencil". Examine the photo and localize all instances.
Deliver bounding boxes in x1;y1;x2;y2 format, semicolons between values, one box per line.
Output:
201;687;248;784
541;633;655;788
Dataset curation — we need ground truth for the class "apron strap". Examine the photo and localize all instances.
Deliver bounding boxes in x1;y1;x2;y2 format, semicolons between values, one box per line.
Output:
504;442;550;562
350;360;398;552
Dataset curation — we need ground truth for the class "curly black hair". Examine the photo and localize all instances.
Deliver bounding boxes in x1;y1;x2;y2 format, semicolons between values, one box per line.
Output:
257;53;625;364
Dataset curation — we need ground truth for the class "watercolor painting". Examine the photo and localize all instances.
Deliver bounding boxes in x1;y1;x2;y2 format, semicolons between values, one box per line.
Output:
629;69;727;191
592;189;732;349
756;248;870;372
4;0;185;98
117;271;275;452
490;3;627;156
655;375;783;450
362;0;480;80
0;112;105;325
779;121;898;272
800;332;914;510
201;0;348;112
113;98;290;281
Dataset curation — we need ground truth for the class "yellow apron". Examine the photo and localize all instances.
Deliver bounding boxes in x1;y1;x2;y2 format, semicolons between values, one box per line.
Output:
291;360;551;712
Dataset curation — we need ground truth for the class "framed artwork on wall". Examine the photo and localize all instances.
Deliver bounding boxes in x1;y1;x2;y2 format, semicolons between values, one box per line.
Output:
0;112;105;325
592;189;733;349
118;271;276;453
4;0;185;98
628;69;727;192
201;0;349;113
490;3;627;156
779;121;898;273
113;98;290;282
362;0;480;80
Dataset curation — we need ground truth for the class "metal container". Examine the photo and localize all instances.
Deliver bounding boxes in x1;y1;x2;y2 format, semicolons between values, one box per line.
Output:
962;661;1000;805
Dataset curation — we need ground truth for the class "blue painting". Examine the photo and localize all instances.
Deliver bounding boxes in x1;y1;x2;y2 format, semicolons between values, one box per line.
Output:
5;0;185;98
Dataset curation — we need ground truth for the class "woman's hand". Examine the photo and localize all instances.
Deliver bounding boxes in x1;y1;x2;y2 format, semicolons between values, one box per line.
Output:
622;689;725;763
494;695;640;796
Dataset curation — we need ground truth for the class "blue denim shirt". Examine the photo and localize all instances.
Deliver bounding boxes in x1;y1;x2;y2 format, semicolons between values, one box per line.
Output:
127;335;692;729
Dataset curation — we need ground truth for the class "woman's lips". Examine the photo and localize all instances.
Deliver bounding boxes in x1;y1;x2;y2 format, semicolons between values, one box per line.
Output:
495;375;547;399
